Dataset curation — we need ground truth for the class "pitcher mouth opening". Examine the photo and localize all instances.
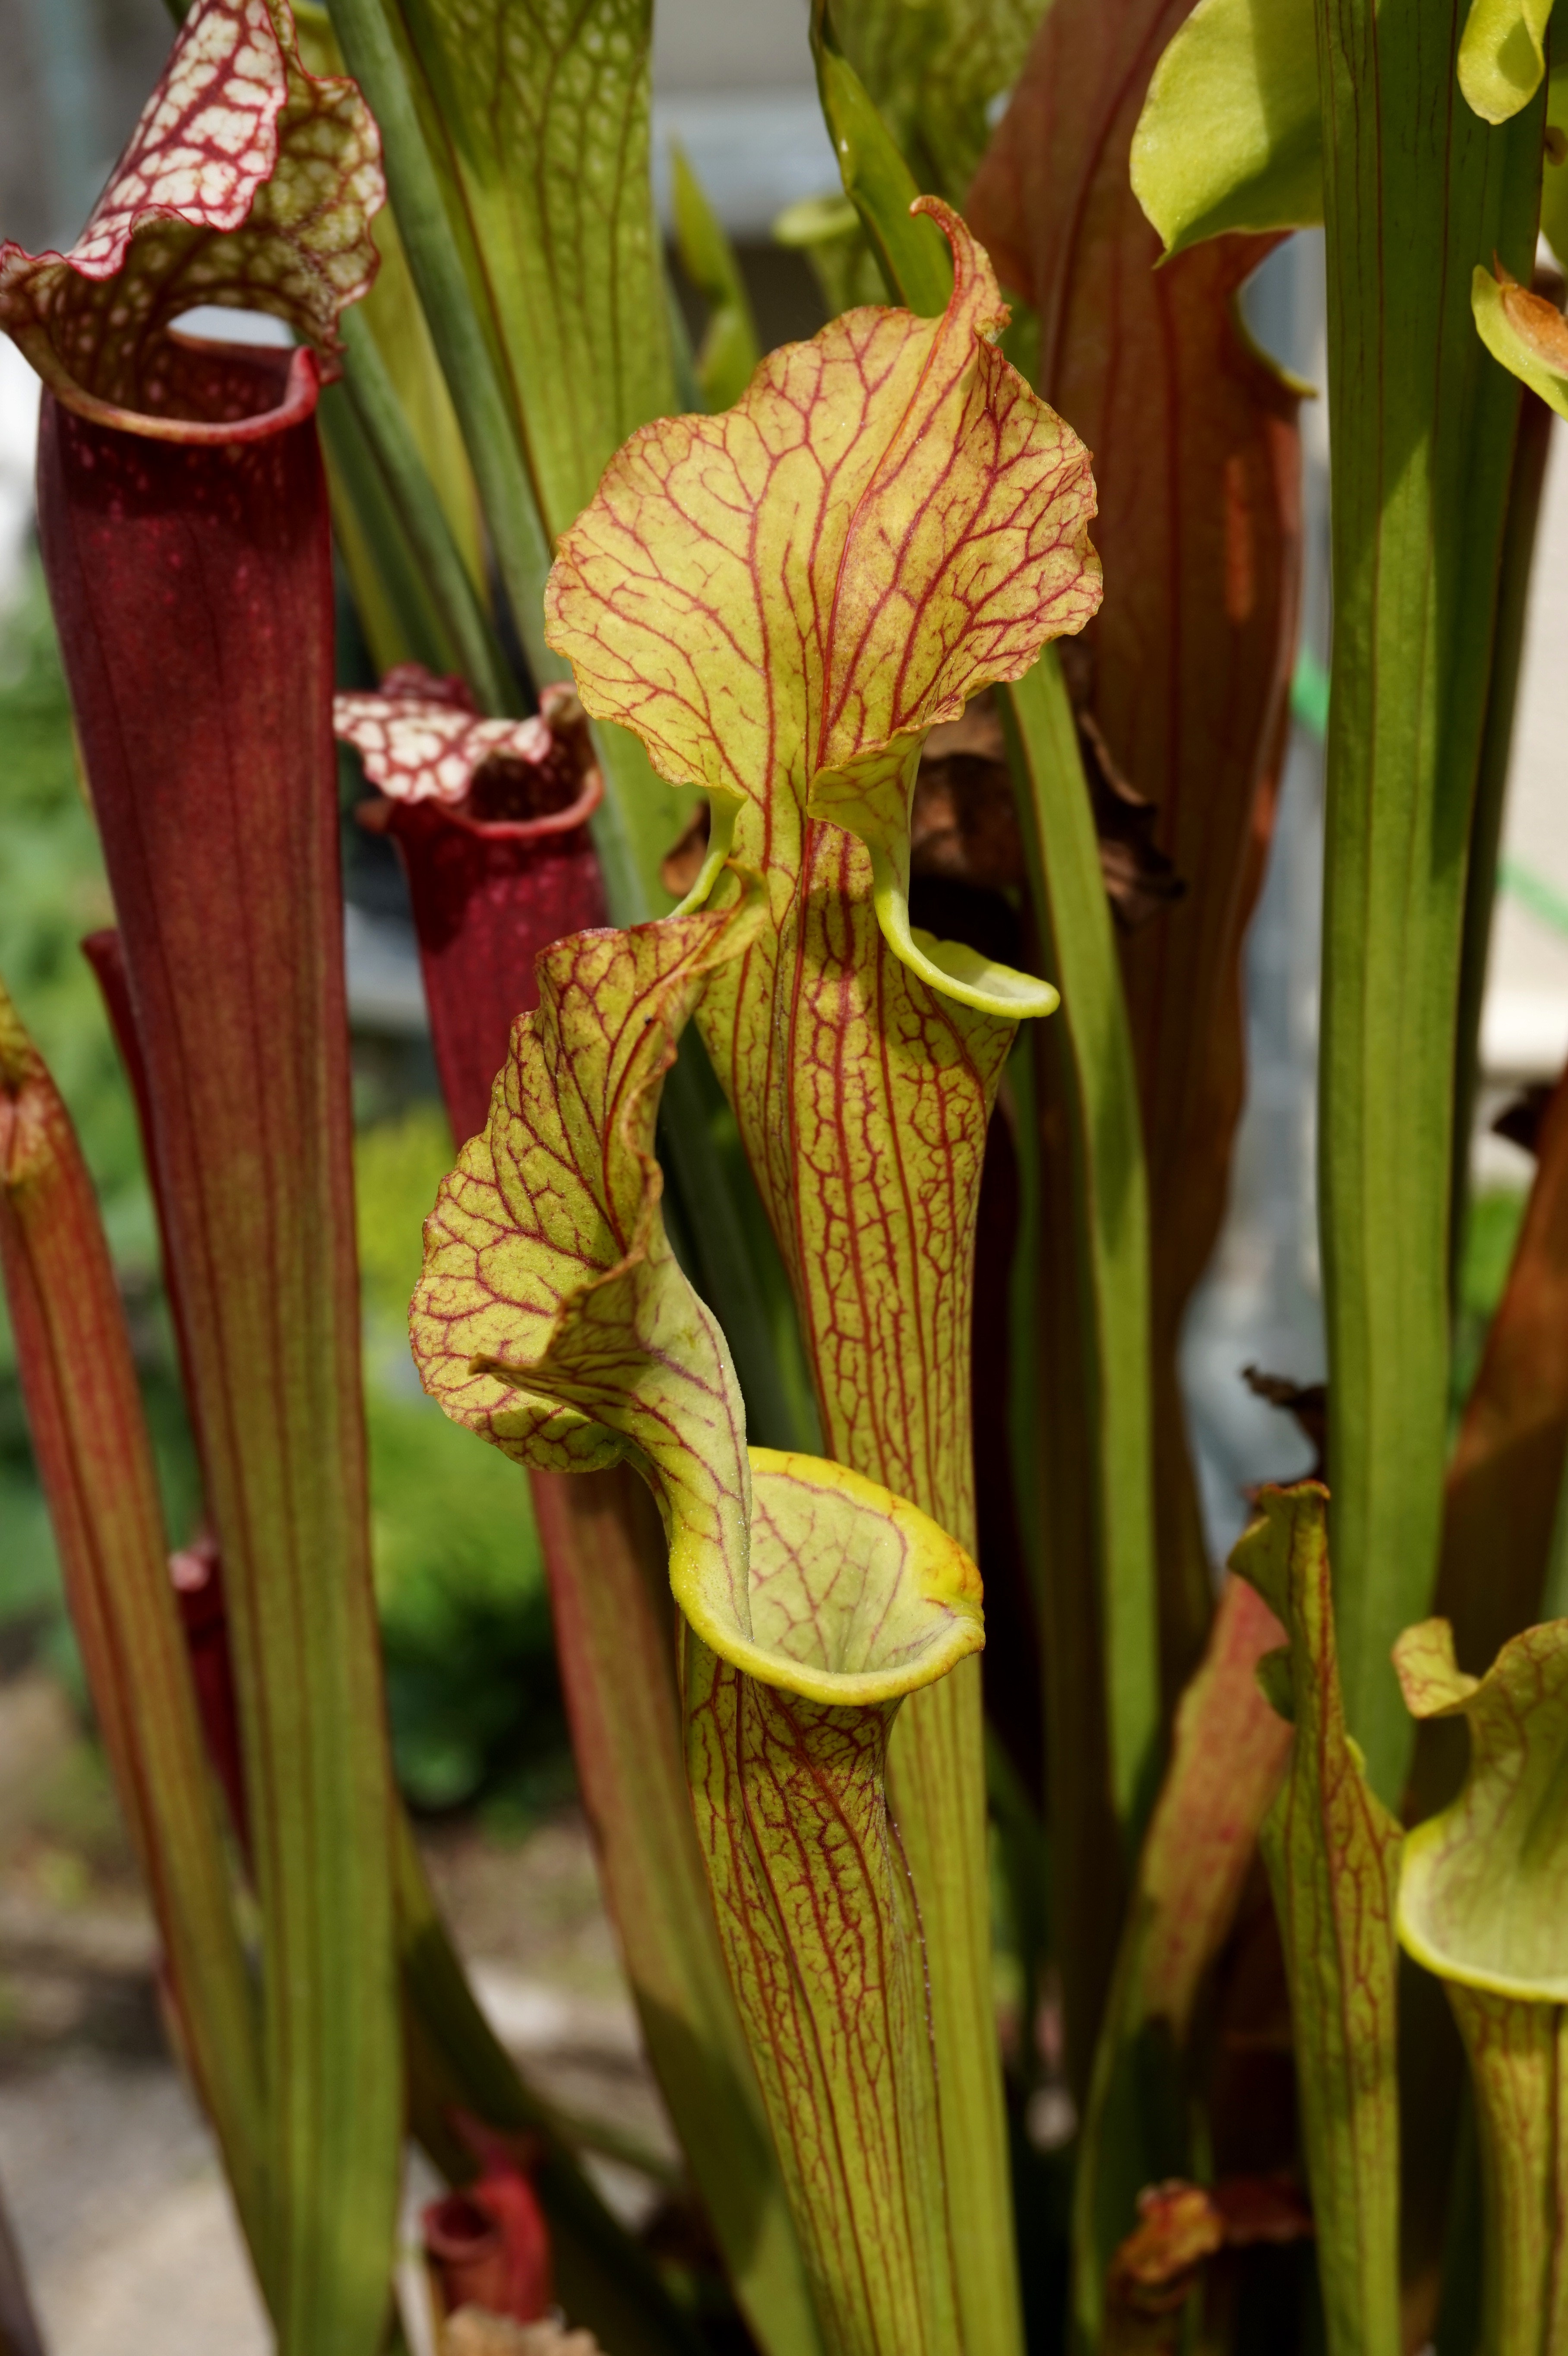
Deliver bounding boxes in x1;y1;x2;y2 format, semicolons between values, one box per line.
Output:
19;323;320;446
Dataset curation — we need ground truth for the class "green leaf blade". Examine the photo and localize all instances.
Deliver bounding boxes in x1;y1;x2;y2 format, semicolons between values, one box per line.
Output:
1313;0;1546;1804
1129;0;1321;256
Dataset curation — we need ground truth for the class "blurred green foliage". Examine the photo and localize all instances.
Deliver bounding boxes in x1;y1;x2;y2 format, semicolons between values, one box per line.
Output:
355;1102;566;1820
0;559;563;1821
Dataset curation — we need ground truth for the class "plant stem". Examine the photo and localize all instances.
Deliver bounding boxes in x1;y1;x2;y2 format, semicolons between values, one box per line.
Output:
1314;0;1544;1803
1002;652;1160;1844
337;307;519;713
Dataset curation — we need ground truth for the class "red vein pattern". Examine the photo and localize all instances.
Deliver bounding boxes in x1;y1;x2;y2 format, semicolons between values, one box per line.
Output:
1234;1488;1403;2354
337;668;570;809
686;1659;954;2356
1445;1986;1568;2351
545;201;1097;2356
338;669;607;1147
410;908;760;1627
969;0;1303;1675
0;0;382;421
546;198;1098;1550
408;880;986;2346
682;1466;981;2356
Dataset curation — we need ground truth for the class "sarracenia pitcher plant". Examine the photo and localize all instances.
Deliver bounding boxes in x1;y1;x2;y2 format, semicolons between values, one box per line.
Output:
4;0;1568;2348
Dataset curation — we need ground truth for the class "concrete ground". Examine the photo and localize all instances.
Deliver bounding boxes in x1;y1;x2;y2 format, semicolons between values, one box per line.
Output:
0;1674;669;2356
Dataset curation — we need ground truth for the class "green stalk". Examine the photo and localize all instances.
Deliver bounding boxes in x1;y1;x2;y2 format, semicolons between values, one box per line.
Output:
809;0;953;314
1448;1991;1568;2354
669;145;762;412
316;380;468;681
336;307;519;713
529;1466;823;2356
1451;385;1554;1283
0;982;266;2265
326;0;560;684
1237;1489;1403;2356
328;0;806;1443
1314;0;1544;1803
1001;654;1160;1846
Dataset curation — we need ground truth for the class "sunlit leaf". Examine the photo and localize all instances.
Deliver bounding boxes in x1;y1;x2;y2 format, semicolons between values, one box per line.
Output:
1129;0;1320;257
545;216;1097;2356
545;199;1094;1020
685;1454;981;2356
1458;0;1553;123
528;1468;823;2356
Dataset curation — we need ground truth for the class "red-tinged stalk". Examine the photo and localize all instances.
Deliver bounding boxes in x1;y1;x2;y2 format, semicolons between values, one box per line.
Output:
38;377;402;2349
1072;1575;1292;2347
335;670;822;2356
0;980;266;2270
95;918;702;2356
83;930;253;1856
2;9;402;2340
